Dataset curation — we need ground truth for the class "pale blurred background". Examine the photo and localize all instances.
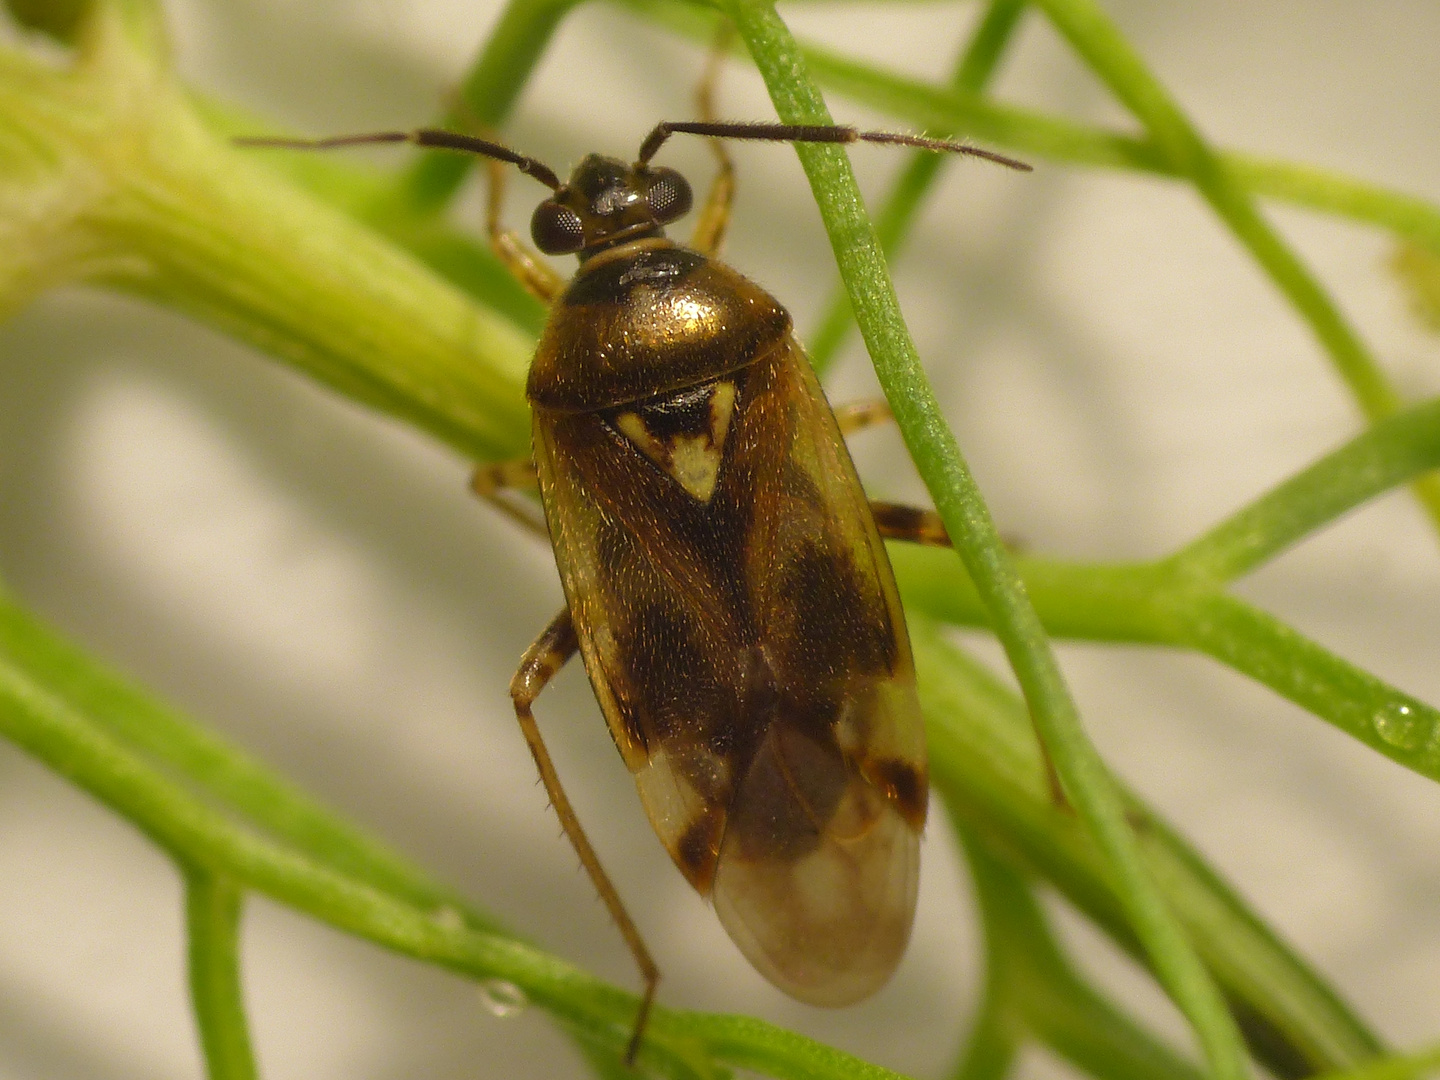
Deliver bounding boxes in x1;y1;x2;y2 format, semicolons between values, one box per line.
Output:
1;1;1438;1077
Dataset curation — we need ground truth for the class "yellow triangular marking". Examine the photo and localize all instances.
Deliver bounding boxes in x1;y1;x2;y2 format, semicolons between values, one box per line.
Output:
614;380;736;503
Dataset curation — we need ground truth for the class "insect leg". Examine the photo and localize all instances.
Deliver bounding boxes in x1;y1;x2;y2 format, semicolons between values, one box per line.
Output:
485;158;565;303
688;33;736;257
470;458;549;539
511;609;660;1063
834;399;894;437
869;501;952;547
870;503;1066;805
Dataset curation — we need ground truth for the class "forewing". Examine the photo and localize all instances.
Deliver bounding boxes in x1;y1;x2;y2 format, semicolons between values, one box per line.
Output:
533;336;927;1002
709;338;928;1003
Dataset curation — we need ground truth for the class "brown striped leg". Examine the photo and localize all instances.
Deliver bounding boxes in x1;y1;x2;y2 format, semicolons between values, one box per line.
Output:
870;501;951;547
834;399;894;437
688;33;736;257
485;158;564;303
871;503;1064;805
470;458;549;540
511;608;659;1064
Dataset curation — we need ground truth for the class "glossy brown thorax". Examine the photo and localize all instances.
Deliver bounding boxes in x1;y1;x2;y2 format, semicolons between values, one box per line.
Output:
527;239;791;412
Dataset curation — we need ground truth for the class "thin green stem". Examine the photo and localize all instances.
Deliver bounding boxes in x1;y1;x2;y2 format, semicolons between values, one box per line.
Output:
721;4;1247;1079
1028;0;1440;536
893;546;1440;783
806;0;1027;373
958;827;1204;1080
616;0;1440;258
184;867;258;1080
915;620;1383;1073
1313;1045;1440;1080
1182;593;1440;776
394;0;584;212
0;594;498;931
0;647;907;1080
1171;398;1440;582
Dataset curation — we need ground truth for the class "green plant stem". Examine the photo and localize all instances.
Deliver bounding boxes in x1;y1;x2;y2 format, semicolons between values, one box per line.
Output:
394;0;584;212
895;554;1440;780
617;0;1440;257
893;395;1440;782
1170;398;1440;581
951;989;1015;1080
1313;1045;1440;1080
1027;0;1440;535
721;5;1249;1078
0;642;906;1080
185;867;258;1080
956;826;1204;1080
0;593;497;930
914;621;1383;1074
0;6;533;460
806;0;1027;373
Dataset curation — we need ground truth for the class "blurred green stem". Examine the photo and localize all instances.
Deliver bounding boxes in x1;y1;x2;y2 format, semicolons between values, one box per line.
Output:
955;826;1204;1080
185;867;258;1080
807;0;1028;373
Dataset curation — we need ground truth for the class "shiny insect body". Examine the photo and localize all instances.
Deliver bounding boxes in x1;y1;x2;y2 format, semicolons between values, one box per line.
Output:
240;114;1025;1060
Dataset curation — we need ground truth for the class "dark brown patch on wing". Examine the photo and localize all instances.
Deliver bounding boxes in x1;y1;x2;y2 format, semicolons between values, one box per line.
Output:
676;809;727;891
773;541;897;683
862;758;928;830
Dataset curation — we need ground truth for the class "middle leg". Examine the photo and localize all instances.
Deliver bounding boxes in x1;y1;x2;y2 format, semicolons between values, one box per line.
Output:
471;458;548;540
689;32;737;257
510;608;660;1063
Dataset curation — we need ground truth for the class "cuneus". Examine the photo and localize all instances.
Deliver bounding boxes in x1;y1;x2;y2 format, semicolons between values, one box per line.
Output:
239;112;1026;1064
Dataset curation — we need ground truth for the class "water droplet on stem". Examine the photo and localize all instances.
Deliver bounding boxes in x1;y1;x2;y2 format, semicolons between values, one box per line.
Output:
479;979;529;1018
1373;702;1431;752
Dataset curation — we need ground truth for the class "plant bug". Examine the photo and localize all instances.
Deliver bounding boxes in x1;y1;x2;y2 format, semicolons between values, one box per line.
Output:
239;109;1027;1063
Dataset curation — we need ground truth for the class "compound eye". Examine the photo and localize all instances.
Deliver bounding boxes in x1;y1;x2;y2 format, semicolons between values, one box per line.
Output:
646;167;692;224
531;201;586;254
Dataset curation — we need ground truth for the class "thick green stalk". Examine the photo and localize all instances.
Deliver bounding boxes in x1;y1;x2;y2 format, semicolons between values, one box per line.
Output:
0;3;533;461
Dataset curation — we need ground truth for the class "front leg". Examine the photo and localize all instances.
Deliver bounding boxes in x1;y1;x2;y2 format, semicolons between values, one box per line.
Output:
688;33;736;257
511;609;660;1063
470;458;548;539
869;501;951;547
485;158;565;303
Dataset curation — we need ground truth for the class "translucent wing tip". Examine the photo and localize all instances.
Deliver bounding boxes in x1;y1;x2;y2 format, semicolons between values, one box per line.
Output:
711;726;922;1006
